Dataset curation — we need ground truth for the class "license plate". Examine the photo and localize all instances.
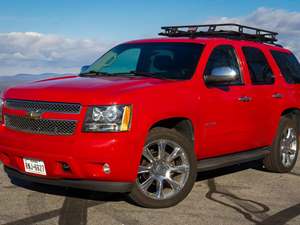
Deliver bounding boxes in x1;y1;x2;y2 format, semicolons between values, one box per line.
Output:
23;158;47;175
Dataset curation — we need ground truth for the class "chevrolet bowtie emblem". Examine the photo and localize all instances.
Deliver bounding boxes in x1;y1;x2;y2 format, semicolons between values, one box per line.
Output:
26;110;43;120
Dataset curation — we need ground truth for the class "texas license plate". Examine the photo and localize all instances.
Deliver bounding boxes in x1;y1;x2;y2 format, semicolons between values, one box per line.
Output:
23;158;47;175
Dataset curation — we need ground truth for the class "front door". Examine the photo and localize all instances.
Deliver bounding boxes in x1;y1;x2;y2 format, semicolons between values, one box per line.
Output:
200;44;257;158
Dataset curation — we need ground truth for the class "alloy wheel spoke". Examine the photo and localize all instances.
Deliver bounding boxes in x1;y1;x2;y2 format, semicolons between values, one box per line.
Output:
143;147;156;163
155;178;164;199
288;149;297;155
167;147;181;162
282;153;287;165
282;146;296;155
140;176;154;191
286;154;292;166
170;164;189;174
158;140;167;160
166;178;182;192
138;165;152;174
282;138;288;145
286;128;292;139
287;137;295;146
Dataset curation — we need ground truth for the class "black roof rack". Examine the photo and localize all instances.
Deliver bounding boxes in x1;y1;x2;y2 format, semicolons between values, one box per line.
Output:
159;23;279;45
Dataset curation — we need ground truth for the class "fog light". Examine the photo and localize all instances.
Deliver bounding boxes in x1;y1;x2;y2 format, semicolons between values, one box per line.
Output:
103;163;111;174
61;162;71;172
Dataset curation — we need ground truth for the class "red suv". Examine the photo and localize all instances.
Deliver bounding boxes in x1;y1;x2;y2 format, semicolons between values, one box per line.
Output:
0;24;299;208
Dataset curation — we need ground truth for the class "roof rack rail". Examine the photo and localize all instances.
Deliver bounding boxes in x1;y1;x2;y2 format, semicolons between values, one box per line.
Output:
159;23;279;45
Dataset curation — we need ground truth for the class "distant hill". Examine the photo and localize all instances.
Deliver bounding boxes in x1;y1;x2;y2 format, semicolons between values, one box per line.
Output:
0;73;76;93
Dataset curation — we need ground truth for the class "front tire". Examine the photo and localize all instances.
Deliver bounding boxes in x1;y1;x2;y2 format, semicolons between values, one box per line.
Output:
129;127;197;208
264;113;299;173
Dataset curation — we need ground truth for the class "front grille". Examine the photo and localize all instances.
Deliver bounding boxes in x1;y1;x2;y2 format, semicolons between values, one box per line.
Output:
6;100;81;114
4;115;77;135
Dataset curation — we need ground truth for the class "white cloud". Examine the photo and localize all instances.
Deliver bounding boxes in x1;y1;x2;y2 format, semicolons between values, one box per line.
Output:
205;7;300;58
1;7;300;75
0;32;114;75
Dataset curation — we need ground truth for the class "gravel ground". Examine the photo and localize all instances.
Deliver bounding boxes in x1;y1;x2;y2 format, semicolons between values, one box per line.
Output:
0;159;299;225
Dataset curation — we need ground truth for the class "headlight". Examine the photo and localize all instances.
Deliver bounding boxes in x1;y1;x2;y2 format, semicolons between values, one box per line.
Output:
0;98;3;123
83;105;132;132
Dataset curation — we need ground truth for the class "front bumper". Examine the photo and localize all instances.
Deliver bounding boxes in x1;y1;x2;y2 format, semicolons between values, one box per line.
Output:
5;166;133;192
0;125;145;183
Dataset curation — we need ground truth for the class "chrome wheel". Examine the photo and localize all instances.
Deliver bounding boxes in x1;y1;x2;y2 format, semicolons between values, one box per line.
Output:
137;139;190;200
280;127;298;168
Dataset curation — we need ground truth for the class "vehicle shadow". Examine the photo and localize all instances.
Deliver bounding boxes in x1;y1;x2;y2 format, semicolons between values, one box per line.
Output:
196;159;263;181
197;161;272;224
197;160;300;225
10;177;126;202
5;178;136;225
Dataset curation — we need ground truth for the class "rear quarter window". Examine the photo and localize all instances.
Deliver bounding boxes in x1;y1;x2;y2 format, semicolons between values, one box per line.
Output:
242;47;275;85
271;50;300;84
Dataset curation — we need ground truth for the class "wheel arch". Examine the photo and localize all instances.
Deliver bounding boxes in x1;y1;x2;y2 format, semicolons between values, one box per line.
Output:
281;108;300;129
149;117;195;148
281;108;300;116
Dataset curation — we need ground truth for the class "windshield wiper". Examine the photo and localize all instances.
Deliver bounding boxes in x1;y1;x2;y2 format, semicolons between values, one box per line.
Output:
80;70;170;80
111;71;168;79
79;70;113;77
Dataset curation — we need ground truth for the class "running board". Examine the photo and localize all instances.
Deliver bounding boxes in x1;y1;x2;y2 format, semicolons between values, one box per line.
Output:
197;148;270;172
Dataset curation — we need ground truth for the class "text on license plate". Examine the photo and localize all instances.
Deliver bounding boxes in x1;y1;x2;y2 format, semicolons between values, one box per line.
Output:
23;158;47;175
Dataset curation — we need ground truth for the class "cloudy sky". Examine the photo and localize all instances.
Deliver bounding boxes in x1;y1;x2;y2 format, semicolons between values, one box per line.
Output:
0;1;300;75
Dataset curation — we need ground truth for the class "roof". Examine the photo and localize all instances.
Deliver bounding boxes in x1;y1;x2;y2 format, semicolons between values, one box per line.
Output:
125;37;288;53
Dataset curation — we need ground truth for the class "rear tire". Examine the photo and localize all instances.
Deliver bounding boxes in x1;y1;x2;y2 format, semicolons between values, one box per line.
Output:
129;127;197;208
263;114;299;173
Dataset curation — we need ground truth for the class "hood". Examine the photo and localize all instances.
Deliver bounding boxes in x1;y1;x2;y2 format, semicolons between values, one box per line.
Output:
3;75;172;105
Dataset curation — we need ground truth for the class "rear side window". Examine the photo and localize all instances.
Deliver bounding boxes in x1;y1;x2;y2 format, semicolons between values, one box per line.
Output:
271;50;300;84
242;47;275;85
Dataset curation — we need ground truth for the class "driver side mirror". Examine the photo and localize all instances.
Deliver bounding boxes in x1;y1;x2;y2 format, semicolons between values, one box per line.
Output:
80;65;90;74
205;66;239;84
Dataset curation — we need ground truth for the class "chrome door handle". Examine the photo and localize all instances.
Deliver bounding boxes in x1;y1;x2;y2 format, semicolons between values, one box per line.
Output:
238;96;252;102
272;93;283;99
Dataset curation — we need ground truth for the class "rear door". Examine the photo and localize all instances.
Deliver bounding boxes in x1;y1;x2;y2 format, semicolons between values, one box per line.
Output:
270;49;300;114
200;44;259;158
240;46;282;147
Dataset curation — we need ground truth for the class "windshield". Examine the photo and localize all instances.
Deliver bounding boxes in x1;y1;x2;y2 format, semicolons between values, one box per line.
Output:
82;43;204;80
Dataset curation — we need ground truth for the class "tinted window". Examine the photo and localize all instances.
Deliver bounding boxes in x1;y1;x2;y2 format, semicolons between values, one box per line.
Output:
242;47;274;85
271;50;300;84
100;48;141;74
85;43;204;80
204;45;242;84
